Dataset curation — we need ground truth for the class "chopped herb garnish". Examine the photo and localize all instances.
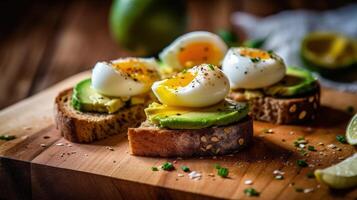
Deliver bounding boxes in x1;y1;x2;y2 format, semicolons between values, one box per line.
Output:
244;188;260;197
181;165;190;172
217;167;229;178
182;69;187;74
307;145;316;151
161;162;175;171
295;187;304;192
297;160;308;167
214;163;221;169
250;58;260;63
336;135;347;144
306;172;315;179
0;135;16;141
151;166;159;171
208;64;215;70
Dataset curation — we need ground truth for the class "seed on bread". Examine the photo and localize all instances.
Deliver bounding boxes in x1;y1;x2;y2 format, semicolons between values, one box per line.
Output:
211;136;219;142
201;136;207;143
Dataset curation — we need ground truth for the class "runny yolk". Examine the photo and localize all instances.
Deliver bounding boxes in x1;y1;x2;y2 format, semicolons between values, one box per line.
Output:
178;42;222;68
239;49;271;60
112;59;158;84
156;71;196;104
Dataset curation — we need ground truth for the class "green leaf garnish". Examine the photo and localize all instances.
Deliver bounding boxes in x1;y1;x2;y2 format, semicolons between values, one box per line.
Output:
297;159;308;167
307;145;316;151
244;188;260;197
336;135;347;144
217;167;229;178
181;165;190;172
161;162;175;171
0;135;16;141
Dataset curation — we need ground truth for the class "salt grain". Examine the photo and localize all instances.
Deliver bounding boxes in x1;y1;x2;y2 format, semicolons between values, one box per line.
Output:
327;144;336;149
244;179;253;185
188;171;202;180
303;188;314;193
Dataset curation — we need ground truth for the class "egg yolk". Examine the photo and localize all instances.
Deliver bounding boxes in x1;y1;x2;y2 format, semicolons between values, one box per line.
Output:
155;71;196;105
112;59;158;84
178;42;222;68
239;49;271;60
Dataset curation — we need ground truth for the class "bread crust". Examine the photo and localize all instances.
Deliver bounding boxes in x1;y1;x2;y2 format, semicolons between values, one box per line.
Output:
54;89;147;143
229;86;320;124
128;117;253;157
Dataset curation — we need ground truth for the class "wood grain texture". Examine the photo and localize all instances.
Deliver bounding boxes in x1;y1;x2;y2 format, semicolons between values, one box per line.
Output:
0;70;356;199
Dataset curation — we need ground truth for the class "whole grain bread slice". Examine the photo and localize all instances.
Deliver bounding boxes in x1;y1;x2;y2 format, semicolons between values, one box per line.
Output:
128;117;253;157
229;86;320;124
54;89;147;143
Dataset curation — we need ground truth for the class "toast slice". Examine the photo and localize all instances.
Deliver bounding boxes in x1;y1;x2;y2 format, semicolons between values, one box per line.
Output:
128;117;253;157
54;89;147;143
229;86;320;124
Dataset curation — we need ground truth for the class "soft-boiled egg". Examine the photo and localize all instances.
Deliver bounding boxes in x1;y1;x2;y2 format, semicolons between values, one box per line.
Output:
92;57;160;97
222;47;286;89
159;31;228;70
152;64;230;107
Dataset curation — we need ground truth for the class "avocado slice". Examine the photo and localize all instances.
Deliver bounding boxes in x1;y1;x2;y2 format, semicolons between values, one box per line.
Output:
145;100;249;129
301;32;357;71
72;79;125;114
264;66;318;98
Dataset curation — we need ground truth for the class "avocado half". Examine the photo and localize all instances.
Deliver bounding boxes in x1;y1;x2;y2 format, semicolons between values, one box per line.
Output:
264;66;318;98
301;32;357;72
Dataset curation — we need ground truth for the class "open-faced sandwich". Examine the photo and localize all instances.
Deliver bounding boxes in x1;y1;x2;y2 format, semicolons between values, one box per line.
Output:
128;64;253;157
55;57;160;143
222;47;320;124
158;31;228;77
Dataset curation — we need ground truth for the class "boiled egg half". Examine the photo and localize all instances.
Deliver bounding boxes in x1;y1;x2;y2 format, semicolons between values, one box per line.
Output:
159;31;228;70
152;64;230;107
92;57;160;97
222;47;286;89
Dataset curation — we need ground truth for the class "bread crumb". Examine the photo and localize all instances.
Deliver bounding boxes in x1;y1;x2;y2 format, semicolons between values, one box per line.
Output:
106;146;114;151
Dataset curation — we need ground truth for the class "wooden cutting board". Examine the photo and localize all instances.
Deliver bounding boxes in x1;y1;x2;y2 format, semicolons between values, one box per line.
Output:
1;71;356;200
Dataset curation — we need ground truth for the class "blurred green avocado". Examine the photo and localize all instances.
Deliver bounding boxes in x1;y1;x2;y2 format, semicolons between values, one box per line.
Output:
301;32;357;72
110;0;187;56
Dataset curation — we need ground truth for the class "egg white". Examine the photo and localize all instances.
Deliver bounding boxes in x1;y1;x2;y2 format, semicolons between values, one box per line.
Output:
222;47;286;89
91;57;159;97
152;64;230;107
159;31;228;70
